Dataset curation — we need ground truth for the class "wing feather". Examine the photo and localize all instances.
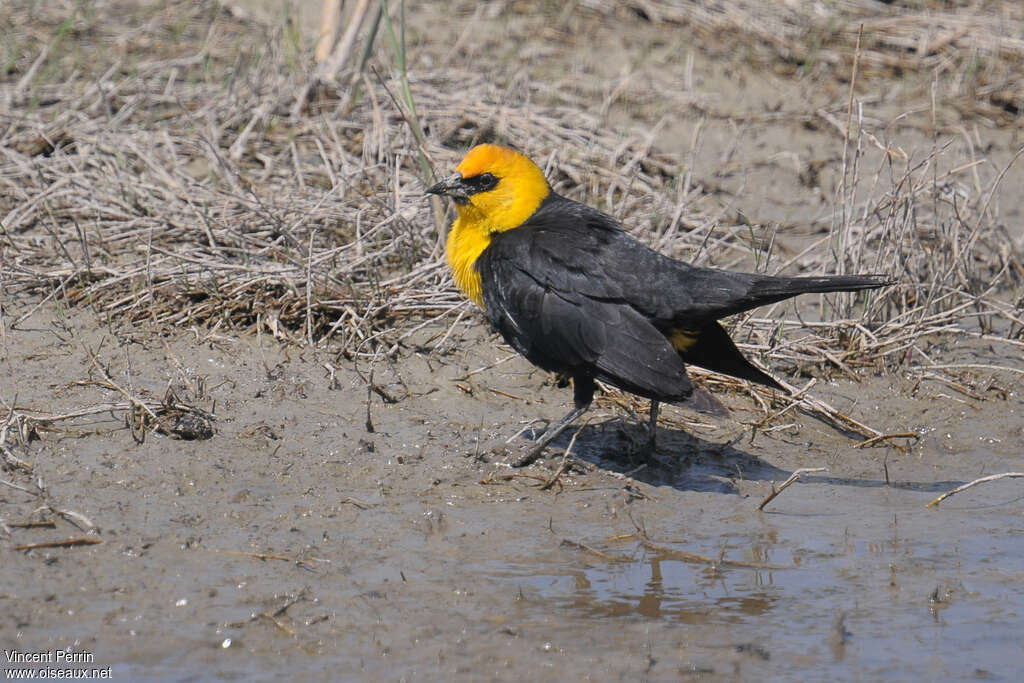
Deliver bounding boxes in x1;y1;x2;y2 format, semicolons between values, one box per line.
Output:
477;235;693;402
511;194;887;326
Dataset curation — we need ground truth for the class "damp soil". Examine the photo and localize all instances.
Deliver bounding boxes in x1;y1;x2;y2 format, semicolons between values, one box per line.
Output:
3;306;1023;681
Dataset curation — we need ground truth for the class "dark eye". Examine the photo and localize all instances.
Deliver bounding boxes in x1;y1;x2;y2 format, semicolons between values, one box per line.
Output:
463;172;499;194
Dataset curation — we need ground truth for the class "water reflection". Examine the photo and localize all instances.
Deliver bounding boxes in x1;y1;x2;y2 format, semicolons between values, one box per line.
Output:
494;495;1024;680
506;547;783;622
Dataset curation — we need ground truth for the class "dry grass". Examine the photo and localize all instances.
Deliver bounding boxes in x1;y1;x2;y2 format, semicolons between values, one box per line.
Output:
1;0;1022;392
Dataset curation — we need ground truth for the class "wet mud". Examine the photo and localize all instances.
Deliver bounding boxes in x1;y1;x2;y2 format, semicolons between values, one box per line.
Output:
2;309;1022;681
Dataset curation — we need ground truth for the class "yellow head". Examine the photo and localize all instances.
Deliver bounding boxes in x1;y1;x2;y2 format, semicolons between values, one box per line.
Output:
427;144;551;306
427;144;551;230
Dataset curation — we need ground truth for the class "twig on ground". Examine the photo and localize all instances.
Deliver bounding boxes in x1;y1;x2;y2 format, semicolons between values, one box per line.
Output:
854;432;919;449
1;478;37;496
559;538;631;562
927;472;1024;508
49;507;97;532
758;467;828;511
205;548;325;572
541;421;588;491
14;537;103;551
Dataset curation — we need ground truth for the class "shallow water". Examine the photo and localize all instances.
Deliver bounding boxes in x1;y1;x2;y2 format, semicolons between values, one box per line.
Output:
496;468;1024;680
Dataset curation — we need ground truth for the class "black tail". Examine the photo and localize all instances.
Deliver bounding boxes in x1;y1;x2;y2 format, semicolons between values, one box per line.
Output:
752;273;894;302
680;322;785;391
668;273;892;395
697;272;894;321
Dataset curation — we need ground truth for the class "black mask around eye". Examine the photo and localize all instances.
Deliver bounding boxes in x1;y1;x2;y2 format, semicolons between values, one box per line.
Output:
461;173;499;194
426;172;500;205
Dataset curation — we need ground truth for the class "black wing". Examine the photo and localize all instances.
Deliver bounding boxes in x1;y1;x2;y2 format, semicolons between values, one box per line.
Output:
476;220;694;403
511;194;891;327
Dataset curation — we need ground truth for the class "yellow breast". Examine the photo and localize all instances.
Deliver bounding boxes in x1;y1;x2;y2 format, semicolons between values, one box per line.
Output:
445;212;490;308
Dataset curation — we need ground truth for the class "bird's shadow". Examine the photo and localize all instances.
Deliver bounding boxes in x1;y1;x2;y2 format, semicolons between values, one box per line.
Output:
534;418;965;496
531;417;780;494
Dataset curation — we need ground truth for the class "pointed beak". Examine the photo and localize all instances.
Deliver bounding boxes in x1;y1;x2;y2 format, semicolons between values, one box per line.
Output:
425;173;470;204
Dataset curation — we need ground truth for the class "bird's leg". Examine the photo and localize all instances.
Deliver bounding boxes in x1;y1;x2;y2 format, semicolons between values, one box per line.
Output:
511;376;594;468
647;400;660;450
510;404;589;468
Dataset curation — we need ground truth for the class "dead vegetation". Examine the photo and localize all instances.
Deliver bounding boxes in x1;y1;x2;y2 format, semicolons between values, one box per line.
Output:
1;0;1022;420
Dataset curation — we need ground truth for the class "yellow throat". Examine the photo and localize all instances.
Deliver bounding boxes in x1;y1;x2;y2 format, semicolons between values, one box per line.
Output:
443;145;550;307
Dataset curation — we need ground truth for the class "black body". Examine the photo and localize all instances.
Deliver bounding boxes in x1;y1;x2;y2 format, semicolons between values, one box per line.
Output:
475;193;892;408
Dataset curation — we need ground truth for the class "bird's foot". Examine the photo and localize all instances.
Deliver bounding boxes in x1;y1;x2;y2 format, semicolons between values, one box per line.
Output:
510;441;547;468
624;428;660;467
506;406;589;467
493;421;553;467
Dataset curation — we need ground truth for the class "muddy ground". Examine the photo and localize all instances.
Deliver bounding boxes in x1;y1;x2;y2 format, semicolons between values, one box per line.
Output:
3;1;1024;681
4;301;1024;681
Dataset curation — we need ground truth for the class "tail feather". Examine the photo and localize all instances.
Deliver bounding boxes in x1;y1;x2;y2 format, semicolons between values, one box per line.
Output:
682;386;730;417
668;273;893;396
679;322;784;391
706;272;894;320
754;273;894;301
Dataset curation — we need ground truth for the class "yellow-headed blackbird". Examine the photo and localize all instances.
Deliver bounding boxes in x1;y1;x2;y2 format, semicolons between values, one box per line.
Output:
427;144;893;465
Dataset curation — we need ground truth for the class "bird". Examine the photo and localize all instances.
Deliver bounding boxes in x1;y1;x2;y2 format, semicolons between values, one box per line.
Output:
427;144;893;466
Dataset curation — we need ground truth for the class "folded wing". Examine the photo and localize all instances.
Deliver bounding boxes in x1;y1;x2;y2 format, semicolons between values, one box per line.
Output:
477;242;694;403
